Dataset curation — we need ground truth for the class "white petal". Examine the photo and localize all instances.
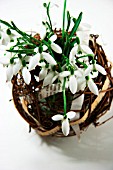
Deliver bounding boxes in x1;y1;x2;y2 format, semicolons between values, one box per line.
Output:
95;64;106;75
62;118;70;136
52;74;58;83
29;53;40;71
90;71;98;78
88;79;98;95
22;67;31;85
59;71;70;78
49;34;57;42
43;71;54;86
39;68;47;81
43;45;48;51
13;61;21;75
81;45;94;55
1;32;10;45
42;52;57;65
84;65;93;76
69;75;77;94
51;43;62;54
52;114;63;121
69;46;78;62
6;64;13;81
74;70;82;77
67;111;76;119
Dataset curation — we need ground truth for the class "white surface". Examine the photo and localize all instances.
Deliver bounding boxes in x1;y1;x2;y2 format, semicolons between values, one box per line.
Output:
0;0;113;170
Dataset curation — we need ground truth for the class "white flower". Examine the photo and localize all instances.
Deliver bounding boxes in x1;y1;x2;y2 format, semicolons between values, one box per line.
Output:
49;34;62;54
87;78;98;95
0;26;18;46
36;25;62;54
41;52;57;65
52;111;76;136
85;63;106;76
22;67;31;85
59;70;81;94
39;62;48;81
43;70;59;86
28;53;40;71
77;68;99;95
0;51;32;84
69;36;94;65
33;49;57;66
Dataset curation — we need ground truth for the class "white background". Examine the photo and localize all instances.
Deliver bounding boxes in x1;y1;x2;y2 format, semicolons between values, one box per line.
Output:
0;0;113;170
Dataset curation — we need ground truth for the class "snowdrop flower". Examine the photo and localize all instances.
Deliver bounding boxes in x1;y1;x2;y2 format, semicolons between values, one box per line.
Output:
43;70;59;86
69;24;94;65
22;66;31;85
38;62;48;81
87;77;99;95
38;61;54;81
29;50;57;72
59;70;81;94
28;53;40;71
0;26;17;46
0;52;15;81
77;68;99;95
37;24;62;54
84;62;106;76
0;51;32;84
52;111;76;136
49;34;62;54
69;43;94;65
0;31;10;46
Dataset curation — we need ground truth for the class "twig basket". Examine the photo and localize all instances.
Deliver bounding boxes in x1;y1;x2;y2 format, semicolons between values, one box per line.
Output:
12;34;113;137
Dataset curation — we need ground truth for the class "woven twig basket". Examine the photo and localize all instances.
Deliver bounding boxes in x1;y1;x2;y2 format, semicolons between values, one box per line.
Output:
12;34;113;137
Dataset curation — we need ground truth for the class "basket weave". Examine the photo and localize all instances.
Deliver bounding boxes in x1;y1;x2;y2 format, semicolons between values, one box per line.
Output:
12;34;113;137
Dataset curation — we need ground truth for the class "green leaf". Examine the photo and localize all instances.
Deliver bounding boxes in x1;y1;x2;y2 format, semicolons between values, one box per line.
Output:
0;19;13;29
66;11;71;32
70;12;83;38
62;0;67;38
7;49;35;54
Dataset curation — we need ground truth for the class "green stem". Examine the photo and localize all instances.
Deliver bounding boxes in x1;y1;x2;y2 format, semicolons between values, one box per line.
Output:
47;2;53;31
76;59;88;68
7;49;35;54
77;54;94;59
62;77;67;116
62;0;67;39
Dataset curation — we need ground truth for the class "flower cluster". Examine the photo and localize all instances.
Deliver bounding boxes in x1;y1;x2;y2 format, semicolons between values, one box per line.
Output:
0;0;106;136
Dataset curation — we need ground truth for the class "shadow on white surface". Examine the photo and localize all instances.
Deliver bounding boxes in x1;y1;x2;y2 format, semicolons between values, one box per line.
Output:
39;119;113;163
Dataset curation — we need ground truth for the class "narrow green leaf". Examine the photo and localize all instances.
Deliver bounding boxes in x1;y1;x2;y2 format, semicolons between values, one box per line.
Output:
66;11;71;32
0;19;13;29
7;49;35;54
70;12;83;38
62;0;67;38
